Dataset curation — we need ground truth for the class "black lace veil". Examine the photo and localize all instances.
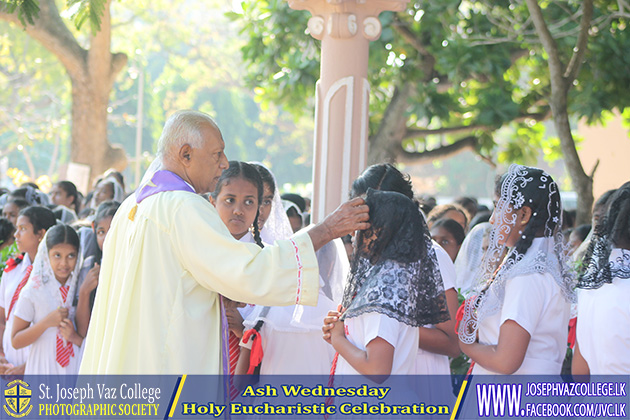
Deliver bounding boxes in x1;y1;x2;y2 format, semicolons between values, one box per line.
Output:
578;182;630;289
341;189;449;327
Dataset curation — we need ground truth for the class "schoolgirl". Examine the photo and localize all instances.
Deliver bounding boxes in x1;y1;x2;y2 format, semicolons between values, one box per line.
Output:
323;189;449;378
458;165;574;375
0;206;56;374
12;224;83;374
573;182;630;374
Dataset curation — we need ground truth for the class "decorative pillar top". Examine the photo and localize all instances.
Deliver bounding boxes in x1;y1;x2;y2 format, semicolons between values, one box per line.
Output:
288;0;408;40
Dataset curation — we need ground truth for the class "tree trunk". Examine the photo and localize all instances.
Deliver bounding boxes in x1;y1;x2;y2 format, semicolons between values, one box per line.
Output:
0;0;127;187
550;95;593;225
70;73;126;184
525;0;594;225
368;82;414;164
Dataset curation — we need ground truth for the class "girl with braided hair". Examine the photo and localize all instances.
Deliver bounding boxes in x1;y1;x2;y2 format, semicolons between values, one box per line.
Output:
458;164;575;374
235;164;343;377
209;161;264;378
573;182;630;375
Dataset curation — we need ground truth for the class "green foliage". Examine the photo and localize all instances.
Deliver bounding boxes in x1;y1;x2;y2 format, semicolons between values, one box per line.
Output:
235;0;630;195
0;26;70;178
66;0;105;33
0;0;40;26
1;0;315;187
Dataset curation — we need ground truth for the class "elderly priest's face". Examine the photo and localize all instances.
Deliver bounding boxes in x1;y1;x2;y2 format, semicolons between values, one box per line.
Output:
186;123;229;194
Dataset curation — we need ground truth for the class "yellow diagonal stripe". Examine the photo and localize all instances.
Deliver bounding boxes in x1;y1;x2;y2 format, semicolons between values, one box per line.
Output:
451;379;468;420
168;375;188;418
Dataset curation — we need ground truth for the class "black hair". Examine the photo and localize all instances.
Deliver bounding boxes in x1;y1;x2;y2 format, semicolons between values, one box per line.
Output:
45;223;80;252
426;204;470;228
454;196;478;218
0;217;15;246
602;182;630;248
90;200;121;263
281;193;306;213
21;182;39;190
469;210;492;230
212;161;264;248
351;163;415;201
572;224;592;243
19;206;57;234
496;167;562;260
103;170;125;193
286;206;301;219
55;181;80;214
592;189;617;228
562;209;576;230
251;164;276;196
431;218;465;246
9;187;42;205
94;200;120;226
4;198;29;211
357;189;431;265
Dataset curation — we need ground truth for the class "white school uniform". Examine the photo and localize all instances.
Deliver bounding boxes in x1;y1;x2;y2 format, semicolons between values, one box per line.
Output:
577;248;630;374
239;232;338;374
0;253;32;367
14;281;81;375
412;243;455;375
472;269;571;375
335;312;419;375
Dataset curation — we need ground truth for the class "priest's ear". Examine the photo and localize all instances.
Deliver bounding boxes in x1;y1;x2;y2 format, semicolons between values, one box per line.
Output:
178;144;193;167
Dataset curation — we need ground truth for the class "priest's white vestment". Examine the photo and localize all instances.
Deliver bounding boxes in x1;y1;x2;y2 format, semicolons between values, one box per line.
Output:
79;191;318;374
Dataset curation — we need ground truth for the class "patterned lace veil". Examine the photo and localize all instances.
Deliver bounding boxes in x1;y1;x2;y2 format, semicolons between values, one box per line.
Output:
457;164;575;344
578;182;630;289
341;189;449;327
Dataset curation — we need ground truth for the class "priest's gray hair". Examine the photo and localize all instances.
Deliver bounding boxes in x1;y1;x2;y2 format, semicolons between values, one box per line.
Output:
156;110;219;162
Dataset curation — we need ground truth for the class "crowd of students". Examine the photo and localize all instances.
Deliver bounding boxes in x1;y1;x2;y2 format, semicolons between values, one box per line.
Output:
0;162;628;381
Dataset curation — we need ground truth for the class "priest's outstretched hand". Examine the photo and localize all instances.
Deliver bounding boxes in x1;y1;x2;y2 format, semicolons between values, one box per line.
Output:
307;197;369;251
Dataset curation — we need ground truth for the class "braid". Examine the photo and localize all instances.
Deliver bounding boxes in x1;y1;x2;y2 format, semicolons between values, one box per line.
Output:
252;210;264;249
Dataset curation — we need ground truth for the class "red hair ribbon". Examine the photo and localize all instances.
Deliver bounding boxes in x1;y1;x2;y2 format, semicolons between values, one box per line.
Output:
242;329;263;375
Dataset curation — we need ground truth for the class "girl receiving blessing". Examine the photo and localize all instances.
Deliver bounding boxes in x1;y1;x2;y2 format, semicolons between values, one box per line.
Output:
323;189;449;379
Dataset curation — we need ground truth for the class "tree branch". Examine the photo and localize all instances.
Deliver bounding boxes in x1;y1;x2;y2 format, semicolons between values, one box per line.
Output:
397;135;479;164
403;124;492;140
403;111;550;141
0;0;86;80
564;0;594;84
392;17;431;57
525;0;566;91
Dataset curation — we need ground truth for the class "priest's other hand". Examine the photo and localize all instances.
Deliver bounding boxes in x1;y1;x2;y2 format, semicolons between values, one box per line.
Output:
308;197;369;251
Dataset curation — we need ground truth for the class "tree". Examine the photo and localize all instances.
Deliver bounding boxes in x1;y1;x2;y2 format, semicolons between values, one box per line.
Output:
1;0;128;185
2;0;315;189
234;0;630;223
0;29;69;179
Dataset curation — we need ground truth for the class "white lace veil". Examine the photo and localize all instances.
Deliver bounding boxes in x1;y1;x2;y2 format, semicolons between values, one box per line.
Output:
454;222;492;298
90;177;125;209
25;225;82;312
247;162;294;245
243;164;348;332
458;164;575;344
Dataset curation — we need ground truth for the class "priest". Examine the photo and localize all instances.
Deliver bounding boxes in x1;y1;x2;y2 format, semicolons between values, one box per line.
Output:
79;110;369;374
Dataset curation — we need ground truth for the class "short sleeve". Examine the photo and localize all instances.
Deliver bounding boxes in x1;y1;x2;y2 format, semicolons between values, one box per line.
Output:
360;313;402;349
433;243;456;291
500;274;547;335
0;273;8;310
239;332;254;350
13;286;36;323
